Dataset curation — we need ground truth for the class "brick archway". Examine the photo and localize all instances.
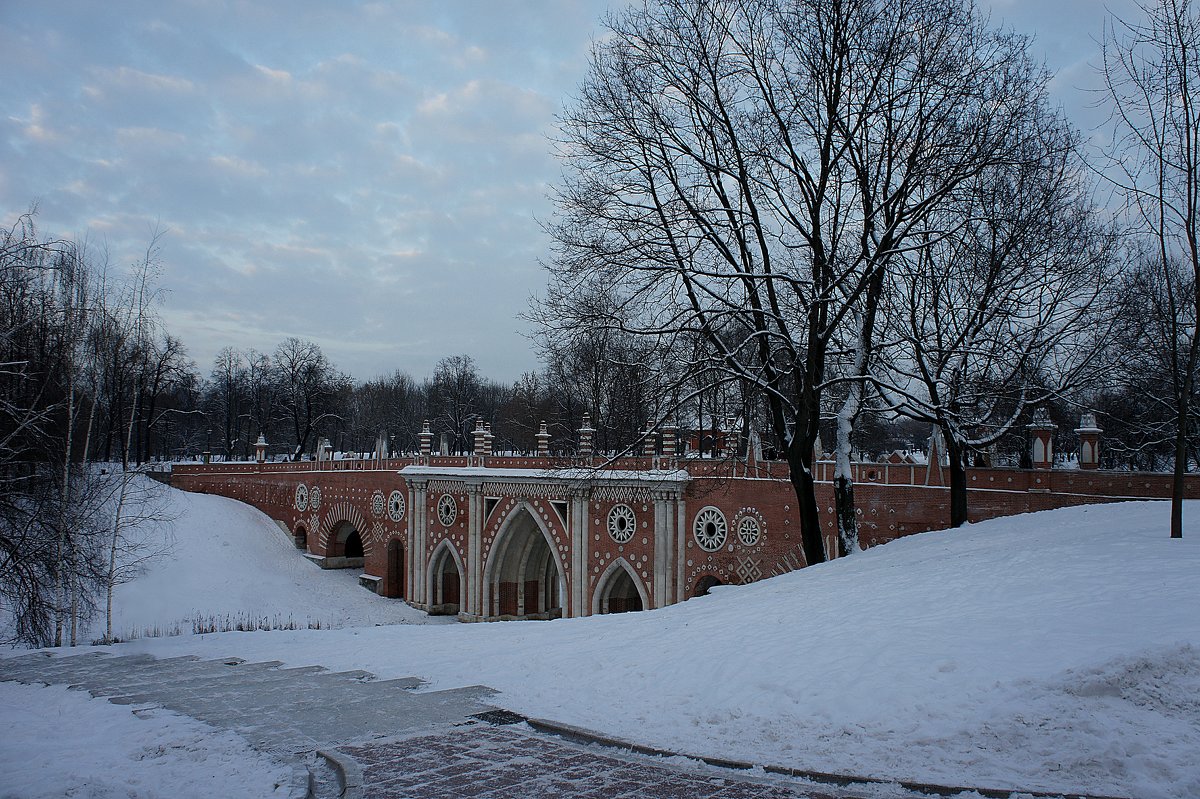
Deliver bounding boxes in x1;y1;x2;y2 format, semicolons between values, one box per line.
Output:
427;540;464;615
592;558;648;615
692;574;724;598
483;504;567;620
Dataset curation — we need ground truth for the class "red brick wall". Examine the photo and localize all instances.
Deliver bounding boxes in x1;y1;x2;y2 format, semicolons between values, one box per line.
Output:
172;457;1200;616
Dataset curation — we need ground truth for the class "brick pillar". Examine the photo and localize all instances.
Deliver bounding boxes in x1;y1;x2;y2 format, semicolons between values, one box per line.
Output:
1026;408;1057;470
1075;413;1102;470
536;421;551;456
473;419;487;458
642;425;657;457
578;414;595;458
484;423;494;457
419;420;433;462
254;433;267;464
662;425;677;465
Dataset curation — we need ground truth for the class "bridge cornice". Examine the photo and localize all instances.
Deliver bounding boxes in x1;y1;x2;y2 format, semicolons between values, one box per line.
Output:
398;465;691;493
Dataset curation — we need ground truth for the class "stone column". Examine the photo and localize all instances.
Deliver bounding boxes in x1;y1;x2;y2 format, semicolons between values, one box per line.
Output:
1075;413;1103;470
652;489;677;609
467;484;483;617
406;482;417;604
408;479;428;607
569;489;589;616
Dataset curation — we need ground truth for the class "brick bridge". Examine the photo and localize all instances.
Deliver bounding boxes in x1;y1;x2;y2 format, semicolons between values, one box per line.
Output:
171;421;1196;622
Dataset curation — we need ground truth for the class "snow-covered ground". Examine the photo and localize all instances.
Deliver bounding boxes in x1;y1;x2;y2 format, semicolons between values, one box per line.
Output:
0;680;296;798
87;479;440;643
5;482;1199;798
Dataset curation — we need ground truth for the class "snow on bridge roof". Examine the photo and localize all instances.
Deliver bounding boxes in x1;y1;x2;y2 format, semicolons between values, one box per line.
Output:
398;465;690;486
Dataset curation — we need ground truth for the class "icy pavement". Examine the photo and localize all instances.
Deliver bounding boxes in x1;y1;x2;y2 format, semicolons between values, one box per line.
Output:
1;650;868;798
0;650;494;754
343;725;850;799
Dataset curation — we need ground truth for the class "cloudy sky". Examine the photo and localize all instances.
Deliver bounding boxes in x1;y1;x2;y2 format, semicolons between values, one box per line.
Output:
1;0;1138;383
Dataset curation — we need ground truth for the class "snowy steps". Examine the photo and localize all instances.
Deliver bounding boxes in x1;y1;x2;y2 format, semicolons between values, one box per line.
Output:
0;650;495;756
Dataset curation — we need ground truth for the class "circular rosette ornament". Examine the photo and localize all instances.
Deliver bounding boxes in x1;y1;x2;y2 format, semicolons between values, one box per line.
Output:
693;506;728;551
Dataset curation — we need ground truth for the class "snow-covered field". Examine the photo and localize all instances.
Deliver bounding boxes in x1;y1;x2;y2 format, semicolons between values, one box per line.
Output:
4;483;1199;798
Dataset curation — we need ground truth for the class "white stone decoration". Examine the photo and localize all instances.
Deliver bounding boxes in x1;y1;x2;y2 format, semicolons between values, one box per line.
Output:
737;515;761;546
437;494;457;527
388;490;405;522
693;506;728;551
294;484;309;512
309;486;321;511
371;490;386;518
607;504;636;544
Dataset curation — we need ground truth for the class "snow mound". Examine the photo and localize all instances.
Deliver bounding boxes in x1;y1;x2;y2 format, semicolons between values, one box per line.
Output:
96;479;440;642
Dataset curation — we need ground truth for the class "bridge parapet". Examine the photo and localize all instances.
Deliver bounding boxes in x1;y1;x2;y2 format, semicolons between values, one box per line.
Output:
169;454;1198;622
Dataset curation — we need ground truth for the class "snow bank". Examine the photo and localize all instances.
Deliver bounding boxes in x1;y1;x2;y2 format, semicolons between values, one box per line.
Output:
0;681;294;798
83;500;1200;798
92;479;440;642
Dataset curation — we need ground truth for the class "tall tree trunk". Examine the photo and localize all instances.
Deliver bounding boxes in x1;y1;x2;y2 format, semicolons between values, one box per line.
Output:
54;382;76;647
833;383;864;558
1172;386;1190;539
785;398;827;566
787;455;826;567
105;474;127;643
944;430;969;528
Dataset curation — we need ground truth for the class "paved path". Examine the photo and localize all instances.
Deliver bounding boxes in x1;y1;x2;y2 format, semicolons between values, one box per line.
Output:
344;725;849;799
0;651;880;798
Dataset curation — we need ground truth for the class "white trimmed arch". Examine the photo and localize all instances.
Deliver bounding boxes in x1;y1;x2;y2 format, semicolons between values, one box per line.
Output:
483;501;568;619
427;538;465;612
591;558;650;615
320;501;370;556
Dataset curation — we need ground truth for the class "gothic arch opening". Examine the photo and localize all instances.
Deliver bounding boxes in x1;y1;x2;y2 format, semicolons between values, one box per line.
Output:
428;542;463;615
293;524;308;551
485;507;564;620
593;560;646;615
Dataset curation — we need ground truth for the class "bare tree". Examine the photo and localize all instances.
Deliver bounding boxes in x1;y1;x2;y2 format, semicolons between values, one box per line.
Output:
879;141;1117;527
94;469;173;644
1098;249;1200;470
274;337;342;460
207;346;247;460
429;355;481;454
542;0;1065;563
1103;0;1200;538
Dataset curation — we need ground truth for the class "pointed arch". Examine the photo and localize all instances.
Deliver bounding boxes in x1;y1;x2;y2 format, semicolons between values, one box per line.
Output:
483;502;567;619
592;558;650;615
427;538;465;615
